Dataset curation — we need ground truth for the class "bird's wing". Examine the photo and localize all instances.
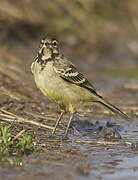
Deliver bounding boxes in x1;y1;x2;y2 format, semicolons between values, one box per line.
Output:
53;58;129;119
53;58;99;95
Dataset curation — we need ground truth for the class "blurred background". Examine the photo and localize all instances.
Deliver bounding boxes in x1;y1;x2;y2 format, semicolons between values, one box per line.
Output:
0;0;138;114
0;0;138;76
0;1;138;179
0;0;138;77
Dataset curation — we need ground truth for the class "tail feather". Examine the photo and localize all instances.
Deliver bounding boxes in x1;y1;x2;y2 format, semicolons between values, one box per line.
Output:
95;96;129;119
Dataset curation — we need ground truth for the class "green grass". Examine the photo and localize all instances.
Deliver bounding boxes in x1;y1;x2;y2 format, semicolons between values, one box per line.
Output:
0;125;35;166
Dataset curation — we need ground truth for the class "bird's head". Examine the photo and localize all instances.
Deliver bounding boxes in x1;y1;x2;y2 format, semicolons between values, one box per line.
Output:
36;37;60;62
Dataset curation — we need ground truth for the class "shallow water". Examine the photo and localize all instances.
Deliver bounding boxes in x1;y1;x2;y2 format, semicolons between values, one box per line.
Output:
0;43;138;180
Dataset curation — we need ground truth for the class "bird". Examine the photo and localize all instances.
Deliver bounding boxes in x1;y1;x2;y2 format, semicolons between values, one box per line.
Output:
31;36;129;137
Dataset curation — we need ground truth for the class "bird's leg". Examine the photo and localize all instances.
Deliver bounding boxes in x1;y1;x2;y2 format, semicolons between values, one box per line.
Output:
52;111;64;135
64;113;74;137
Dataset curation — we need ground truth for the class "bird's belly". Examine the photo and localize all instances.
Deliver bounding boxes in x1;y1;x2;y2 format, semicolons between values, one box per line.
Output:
32;62;92;106
35;72;92;105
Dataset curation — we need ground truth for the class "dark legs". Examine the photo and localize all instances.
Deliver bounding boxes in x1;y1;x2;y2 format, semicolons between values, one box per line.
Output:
64;113;74;137
52;111;74;137
52;111;64;135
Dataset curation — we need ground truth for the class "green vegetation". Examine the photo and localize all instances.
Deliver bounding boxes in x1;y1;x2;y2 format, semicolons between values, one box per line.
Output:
0;125;35;165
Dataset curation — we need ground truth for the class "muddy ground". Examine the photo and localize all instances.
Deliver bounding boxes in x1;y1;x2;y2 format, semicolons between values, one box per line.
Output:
0;42;138;180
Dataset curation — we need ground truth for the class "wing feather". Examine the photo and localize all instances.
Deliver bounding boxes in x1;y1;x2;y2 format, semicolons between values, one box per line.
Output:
53;58;98;95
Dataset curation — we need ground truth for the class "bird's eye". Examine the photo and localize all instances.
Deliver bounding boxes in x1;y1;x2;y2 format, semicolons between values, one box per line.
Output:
52;40;58;47
41;40;44;44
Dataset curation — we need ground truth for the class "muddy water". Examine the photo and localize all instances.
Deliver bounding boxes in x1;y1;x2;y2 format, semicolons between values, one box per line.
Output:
0;44;138;180
0;119;138;180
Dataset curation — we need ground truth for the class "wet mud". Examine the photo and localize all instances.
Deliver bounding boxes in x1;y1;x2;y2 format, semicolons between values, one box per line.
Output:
0;44;138;180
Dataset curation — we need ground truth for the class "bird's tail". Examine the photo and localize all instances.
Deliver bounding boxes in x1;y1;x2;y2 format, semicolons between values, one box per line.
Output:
94;93;129;119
